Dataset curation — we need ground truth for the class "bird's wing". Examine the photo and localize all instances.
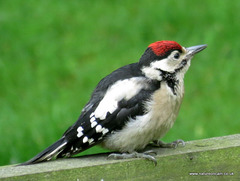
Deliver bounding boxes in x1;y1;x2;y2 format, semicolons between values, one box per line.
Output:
60;76;160;157
20;64;160;165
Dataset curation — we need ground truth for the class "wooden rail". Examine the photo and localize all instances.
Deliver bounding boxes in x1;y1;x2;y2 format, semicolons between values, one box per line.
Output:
0;134;240;180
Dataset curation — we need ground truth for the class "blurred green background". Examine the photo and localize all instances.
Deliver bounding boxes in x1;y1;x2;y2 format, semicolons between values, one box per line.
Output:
0;0;239;166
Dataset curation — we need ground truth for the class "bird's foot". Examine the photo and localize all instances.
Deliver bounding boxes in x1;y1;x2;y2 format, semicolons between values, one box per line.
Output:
150;139;185;148
108;150;157;165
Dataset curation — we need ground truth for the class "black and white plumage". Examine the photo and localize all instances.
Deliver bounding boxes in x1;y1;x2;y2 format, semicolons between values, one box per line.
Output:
21;41;207;165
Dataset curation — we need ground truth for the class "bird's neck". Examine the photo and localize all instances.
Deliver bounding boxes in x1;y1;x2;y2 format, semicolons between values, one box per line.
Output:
160;70;181;96
140;64;185;96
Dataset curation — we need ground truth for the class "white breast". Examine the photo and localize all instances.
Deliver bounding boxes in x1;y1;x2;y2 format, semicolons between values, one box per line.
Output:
102;81;184;153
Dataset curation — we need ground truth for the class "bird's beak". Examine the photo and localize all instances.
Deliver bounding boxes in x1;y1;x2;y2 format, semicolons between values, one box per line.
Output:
186;44;207;57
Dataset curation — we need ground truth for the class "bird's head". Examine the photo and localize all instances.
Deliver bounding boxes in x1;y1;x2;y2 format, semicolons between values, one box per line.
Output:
139;40;207;81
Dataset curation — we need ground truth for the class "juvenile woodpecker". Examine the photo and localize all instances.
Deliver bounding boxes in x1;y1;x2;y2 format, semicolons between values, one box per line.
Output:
21;40;207;165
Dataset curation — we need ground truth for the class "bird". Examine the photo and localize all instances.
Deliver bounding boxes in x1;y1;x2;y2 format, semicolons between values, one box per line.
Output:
20;40;207;165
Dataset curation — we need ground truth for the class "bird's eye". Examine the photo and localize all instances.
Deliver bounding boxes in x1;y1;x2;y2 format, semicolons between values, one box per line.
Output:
174;52;180;59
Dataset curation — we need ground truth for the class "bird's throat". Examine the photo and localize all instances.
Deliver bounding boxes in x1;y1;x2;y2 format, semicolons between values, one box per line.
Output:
159;69;179;95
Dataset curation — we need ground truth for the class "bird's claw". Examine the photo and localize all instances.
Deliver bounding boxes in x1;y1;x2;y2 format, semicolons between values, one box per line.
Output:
151;139;185;148
108;150;157;166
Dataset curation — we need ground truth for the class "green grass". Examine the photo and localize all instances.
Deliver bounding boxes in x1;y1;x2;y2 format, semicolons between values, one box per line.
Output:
0;0;239;166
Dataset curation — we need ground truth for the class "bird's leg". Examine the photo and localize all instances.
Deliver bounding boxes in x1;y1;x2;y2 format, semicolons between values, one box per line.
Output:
150;139;185;148
107;150;157;165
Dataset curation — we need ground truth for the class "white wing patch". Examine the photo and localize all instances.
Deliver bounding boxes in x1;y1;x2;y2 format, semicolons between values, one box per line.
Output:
88;138;94;145
95;124;102;133
76;78;148;142
82;136;89;143
90;117;95;123
102;127;109;134
77;126;84;138
94;77;148;120
91;121;97;128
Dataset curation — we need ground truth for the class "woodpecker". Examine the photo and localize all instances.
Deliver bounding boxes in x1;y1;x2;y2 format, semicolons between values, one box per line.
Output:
21;40;207;165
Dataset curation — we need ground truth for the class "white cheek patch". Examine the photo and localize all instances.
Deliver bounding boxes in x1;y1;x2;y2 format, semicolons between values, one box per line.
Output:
94;78;147;120
151;59;175;73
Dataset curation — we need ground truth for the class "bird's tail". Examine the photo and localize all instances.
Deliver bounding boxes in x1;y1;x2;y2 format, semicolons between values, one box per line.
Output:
19;138;67;166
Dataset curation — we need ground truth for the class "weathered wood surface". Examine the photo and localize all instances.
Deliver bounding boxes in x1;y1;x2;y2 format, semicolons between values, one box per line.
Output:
0;134;239;181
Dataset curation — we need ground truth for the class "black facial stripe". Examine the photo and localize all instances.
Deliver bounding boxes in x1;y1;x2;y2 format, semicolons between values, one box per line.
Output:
139;48;183;68
174;59;188;73
181;59;187;65
157;69;179;95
